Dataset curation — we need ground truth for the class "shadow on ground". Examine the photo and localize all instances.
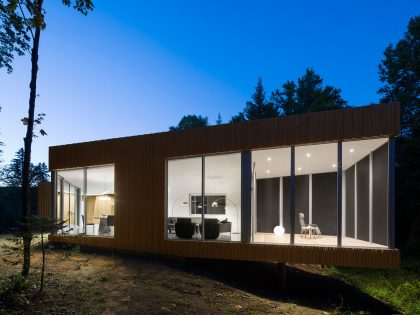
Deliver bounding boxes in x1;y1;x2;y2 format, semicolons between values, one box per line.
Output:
174;258;398;314
77;246;398;315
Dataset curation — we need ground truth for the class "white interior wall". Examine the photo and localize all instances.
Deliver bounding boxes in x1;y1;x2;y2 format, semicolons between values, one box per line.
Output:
167;154;241;233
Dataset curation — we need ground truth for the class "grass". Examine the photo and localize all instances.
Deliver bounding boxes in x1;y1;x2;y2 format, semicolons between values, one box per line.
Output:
325;258;420;314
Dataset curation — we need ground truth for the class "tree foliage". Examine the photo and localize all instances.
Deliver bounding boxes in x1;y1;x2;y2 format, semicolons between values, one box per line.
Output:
0;0;94;279
169;114;209;131
378;16;420;135
0;0;94;73
378;16;420;255
0;148;49;187
230;78;279;123
271;68;348;116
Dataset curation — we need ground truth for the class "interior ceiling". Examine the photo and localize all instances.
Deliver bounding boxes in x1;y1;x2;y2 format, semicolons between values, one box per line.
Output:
253;138;388;178
58;165;114;195
167;153;241;192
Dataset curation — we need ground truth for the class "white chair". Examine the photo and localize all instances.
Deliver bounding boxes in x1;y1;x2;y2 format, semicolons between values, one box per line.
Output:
299;213;321;238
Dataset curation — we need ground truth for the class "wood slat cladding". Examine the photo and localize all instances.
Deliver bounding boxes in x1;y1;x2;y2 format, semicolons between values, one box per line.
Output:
47;103;401;269
37;182;51;218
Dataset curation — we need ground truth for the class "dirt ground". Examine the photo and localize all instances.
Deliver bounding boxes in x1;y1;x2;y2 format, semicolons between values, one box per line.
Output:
0;236;398;315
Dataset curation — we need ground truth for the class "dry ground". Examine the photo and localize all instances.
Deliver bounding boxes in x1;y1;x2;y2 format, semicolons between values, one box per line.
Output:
0;235;397;315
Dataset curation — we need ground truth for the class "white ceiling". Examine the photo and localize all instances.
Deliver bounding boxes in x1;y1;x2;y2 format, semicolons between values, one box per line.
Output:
253;138;388;178
58;165;114;195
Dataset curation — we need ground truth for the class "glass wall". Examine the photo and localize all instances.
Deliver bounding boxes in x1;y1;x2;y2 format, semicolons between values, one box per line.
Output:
204;154;241;242
85;166;115;236
295;143;337;246
55;165;114;237
166;153;241;242
342;138;389;248
167;157;202;240
249;138;390;248
251;147;290;244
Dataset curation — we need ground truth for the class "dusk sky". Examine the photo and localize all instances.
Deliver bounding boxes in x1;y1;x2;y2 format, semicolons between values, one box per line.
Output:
0;0;418;165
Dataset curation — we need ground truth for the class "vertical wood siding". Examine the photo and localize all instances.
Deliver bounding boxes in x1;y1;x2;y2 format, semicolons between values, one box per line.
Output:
37;182;51;218
45;103;400;268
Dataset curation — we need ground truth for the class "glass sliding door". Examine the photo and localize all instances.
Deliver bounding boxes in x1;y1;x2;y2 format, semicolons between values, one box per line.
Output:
167;157;202;240
204;153;241;242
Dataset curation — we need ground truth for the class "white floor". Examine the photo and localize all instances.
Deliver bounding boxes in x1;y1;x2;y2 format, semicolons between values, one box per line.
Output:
167;232;387;248
252;233;387;248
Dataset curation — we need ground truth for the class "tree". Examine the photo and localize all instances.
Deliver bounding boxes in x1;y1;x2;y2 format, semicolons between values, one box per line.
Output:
0;148;49;187
378;16;419;135
229;112;246;123
377;16;420;255
169;115;209;131
0;0;94;279
271;68;348;116
0;106;3;160
216;113;222;125
229;78;279;123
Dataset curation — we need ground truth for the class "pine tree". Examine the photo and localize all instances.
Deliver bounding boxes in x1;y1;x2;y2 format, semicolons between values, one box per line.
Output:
271;69;347;115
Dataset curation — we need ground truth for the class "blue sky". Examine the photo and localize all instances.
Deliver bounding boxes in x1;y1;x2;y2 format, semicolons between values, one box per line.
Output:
0;0;418;164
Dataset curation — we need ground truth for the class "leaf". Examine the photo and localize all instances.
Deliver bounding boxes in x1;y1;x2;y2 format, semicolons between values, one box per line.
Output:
40;129;47;136
21;117;29;125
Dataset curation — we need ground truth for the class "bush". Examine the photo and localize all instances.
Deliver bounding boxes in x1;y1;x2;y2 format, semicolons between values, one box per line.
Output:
0;274;30;311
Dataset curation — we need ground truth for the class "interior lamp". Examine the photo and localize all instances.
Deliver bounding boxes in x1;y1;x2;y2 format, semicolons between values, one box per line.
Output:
273;225;285;238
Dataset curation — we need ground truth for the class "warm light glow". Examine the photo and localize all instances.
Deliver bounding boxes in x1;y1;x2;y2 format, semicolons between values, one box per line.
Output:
274;225;285;237
332;163;336;168
297;167;302;171
266;170;270;174
306;153;311;158
267;157;272;161
350;148;355;153
99;195;111;201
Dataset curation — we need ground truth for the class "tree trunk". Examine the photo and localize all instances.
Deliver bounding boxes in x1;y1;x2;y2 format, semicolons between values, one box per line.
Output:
21;0;43;279
40;228;45;292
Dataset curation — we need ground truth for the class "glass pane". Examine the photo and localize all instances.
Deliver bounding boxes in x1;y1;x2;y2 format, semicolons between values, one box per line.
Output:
86;165;115;237
295;143;337;246
56;175;61;223
56;169;84;235
167;157;202;240
204;153;241;242
342;138;388;248
252;147;290;244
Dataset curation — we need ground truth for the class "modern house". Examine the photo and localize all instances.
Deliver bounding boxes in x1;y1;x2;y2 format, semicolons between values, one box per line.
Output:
40;103;400;268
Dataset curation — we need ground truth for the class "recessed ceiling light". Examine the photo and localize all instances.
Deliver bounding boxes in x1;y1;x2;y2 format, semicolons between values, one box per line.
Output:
297;167;302;171
266;170;270;174
267;157;272;161
306;153;311;158
350;148;354;153
332;164;337;168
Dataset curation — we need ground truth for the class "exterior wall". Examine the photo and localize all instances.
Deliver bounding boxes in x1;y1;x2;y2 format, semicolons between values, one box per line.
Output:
46;103;401;268
37;182;51;218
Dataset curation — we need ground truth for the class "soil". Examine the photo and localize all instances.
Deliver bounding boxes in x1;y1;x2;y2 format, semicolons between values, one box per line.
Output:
0;236;398;314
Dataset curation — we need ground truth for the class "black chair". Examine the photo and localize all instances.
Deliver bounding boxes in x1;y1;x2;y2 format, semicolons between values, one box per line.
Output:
175;218;196;239
107;215;115;227
199;219;220;240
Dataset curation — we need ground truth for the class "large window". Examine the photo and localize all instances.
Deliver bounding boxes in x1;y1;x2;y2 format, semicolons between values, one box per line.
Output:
55;165;115;237
251;147;290;244
167;153;241;242
342;138;389;248
294;143;338;246
250;138;390;248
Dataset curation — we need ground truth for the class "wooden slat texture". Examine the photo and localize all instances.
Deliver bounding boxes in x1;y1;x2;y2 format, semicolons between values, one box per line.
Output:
37;182;51;218
45;103;401;269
